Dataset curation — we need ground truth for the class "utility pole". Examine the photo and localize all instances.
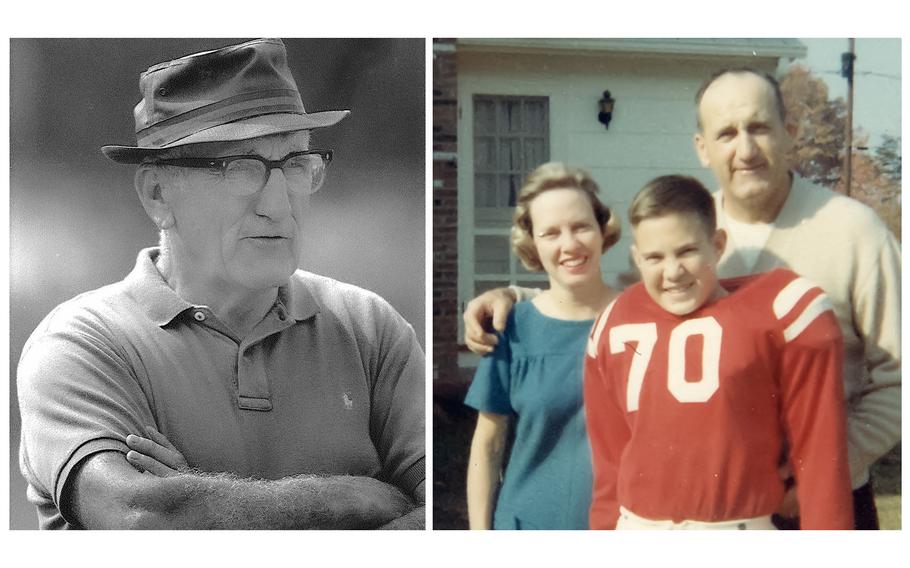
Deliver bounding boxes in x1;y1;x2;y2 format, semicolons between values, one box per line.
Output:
842;38;856;196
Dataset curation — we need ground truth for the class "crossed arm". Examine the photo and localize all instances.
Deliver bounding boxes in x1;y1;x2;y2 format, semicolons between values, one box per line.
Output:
67;428;422;530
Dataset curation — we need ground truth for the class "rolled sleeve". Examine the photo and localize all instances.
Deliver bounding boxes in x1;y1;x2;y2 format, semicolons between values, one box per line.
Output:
17;317;156;525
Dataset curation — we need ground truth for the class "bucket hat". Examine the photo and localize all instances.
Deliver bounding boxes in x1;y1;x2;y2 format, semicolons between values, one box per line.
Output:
101;38;349;163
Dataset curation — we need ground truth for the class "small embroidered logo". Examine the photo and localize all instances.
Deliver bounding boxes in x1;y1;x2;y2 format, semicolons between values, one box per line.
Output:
342;391;354;410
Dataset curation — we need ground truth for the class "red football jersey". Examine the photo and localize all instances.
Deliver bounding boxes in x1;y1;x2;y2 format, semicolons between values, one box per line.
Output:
583;268;853;529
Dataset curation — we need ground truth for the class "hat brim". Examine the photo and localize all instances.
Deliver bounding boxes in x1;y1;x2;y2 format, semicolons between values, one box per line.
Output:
101;110;350;164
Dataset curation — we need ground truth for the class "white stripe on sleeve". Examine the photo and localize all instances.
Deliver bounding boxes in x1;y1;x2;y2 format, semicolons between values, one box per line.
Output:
773;276;817;319
586;299;617;358
783;293;834;342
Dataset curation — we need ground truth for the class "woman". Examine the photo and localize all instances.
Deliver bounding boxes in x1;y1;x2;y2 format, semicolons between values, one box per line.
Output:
464;162;620;529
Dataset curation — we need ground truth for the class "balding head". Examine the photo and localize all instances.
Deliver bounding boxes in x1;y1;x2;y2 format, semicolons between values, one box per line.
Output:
695;67;786;131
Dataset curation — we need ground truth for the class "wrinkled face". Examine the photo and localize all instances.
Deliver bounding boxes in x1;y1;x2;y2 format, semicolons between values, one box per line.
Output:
632;212;726;316
694;72;794;214
161;130;312;292
528;188;604;290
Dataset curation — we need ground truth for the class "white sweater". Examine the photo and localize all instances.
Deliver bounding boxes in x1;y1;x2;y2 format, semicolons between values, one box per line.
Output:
714;175;901;488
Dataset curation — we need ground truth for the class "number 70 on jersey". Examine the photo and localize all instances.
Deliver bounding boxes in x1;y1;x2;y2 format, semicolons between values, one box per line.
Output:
588;317;723;410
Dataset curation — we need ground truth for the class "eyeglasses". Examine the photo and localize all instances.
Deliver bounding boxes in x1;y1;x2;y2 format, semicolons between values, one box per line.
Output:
155;149;333;196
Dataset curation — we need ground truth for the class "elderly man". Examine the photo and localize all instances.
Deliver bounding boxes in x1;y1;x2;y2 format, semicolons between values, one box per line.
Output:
17;38;424;529
463;67;899;530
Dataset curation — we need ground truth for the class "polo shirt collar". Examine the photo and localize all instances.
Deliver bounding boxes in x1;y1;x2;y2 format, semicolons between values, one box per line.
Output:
125;248;321;327
279;269;321;322
124;248;196;326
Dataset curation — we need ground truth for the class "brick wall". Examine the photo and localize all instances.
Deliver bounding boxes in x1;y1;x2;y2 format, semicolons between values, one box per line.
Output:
432;39;460;387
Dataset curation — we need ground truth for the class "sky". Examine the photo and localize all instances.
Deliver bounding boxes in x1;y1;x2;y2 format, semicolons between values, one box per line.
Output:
794;38;901;149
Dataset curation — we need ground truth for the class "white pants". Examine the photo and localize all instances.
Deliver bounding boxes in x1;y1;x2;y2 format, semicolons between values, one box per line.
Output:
617;506;776;530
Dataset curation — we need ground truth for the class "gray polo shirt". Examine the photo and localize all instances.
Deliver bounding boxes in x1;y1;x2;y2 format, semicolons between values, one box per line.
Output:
17;248;425;529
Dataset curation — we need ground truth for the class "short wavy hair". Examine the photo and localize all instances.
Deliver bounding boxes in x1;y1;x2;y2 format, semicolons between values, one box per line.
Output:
511;162;621;272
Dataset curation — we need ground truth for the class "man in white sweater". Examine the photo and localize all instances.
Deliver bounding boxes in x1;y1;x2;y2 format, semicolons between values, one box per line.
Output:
463;67;900;530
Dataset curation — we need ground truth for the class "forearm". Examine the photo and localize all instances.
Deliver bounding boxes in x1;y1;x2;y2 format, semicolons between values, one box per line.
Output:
128;472;398;530
466;436;506;529
584;356;627;530
846;380;902;485
780;336;853;528
846;311;901;485
378;505;426;530
788;409;854;528
71;452;410;530
378;479;425;530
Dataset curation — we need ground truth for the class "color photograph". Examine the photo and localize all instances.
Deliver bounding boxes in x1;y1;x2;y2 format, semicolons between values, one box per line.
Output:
432;37;900;531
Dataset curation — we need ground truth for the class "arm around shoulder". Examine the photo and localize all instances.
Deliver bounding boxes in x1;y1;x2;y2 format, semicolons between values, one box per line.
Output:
463;286;540;354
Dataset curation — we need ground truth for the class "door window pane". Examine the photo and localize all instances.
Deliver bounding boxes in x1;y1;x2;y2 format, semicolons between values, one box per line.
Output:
467;94;550;320
474;235;510;274
473;95;549;212
474;280;511;298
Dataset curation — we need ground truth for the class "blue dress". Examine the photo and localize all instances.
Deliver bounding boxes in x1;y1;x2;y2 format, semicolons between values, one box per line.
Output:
464;301;594;530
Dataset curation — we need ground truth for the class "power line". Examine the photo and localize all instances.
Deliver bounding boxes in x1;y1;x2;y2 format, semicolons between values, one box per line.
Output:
856;71;901;79
814;69;900;80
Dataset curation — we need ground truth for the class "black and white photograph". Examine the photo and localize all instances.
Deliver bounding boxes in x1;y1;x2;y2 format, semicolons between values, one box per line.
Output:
9;37;426;530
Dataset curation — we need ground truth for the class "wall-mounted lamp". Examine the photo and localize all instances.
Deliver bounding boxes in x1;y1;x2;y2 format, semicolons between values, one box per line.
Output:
598;90;616;130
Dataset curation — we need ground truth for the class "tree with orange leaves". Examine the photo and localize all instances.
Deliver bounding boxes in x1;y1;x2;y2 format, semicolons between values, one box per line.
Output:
781;65;900;240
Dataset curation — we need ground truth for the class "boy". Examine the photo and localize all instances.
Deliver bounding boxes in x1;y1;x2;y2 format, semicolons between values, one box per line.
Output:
583;175;853;530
